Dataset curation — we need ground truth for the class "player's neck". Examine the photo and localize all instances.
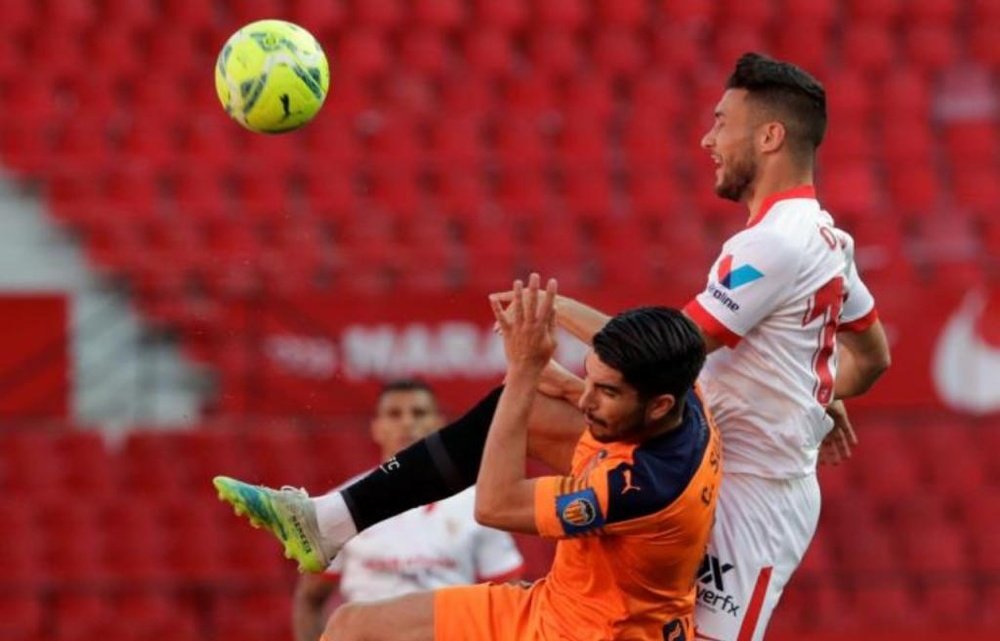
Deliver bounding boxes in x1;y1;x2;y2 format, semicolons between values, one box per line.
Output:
635;412;685;443
744;166;814;222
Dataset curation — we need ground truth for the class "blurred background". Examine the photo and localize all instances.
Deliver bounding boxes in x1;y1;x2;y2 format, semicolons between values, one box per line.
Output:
0;1;997;640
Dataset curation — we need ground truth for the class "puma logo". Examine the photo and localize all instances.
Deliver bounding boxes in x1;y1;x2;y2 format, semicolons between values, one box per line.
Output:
621;469;641;495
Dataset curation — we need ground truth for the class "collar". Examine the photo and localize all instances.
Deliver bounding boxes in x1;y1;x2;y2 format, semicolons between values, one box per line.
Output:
746;185;816;228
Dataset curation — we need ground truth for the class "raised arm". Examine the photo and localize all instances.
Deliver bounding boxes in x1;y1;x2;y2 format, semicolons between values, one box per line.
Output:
475;275;560;534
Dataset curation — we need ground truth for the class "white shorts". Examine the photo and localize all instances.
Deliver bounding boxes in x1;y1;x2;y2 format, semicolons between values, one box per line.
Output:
693;472;820;641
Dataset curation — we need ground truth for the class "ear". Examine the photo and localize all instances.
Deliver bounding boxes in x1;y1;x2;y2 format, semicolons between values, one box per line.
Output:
646;393;676;422
758;121;786;154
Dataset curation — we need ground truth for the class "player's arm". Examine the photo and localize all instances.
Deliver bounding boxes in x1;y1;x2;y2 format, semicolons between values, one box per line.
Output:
476;276;559;534
292;573;337;641
681;314;726;354
834;318;891;399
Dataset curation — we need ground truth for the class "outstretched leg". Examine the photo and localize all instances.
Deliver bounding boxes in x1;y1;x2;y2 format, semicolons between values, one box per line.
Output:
215;386;585;571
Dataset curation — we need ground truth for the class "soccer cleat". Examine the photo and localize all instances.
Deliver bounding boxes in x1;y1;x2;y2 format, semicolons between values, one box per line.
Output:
213;476;333;573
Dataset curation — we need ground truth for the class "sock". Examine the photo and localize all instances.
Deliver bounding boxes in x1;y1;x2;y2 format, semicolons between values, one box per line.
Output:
314;490;359;555
340;386;503;532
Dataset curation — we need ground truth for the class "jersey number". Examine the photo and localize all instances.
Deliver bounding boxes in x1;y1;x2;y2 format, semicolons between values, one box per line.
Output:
802;277;844;404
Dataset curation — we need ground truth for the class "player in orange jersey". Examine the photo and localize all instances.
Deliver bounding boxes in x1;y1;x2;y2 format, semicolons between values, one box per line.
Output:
311;274;720;640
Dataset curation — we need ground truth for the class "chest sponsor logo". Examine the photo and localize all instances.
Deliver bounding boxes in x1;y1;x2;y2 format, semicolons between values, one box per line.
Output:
716;254;764;290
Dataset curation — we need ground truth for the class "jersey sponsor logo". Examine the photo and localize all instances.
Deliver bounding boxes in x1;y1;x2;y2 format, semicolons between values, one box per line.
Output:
662;619;687;641
555;487;605;535
696;555;741;617
707;283;740;312
933;289;1000;413
716;254;764;290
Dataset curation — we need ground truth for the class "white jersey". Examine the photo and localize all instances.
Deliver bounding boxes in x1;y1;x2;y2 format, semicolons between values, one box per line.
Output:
325;487;524;603
684;186;877;478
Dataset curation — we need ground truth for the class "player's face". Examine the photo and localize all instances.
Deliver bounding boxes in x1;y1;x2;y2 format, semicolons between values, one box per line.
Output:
577;352;649;443
701;89;759;203
371;390;443;457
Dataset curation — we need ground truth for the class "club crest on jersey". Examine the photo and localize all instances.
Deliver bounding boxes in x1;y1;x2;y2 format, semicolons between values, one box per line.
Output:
556;488;605;534
717;254;763;290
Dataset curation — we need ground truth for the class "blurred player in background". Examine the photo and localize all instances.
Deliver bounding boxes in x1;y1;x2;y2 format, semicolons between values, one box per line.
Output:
292;379;524;641
214;53;890;641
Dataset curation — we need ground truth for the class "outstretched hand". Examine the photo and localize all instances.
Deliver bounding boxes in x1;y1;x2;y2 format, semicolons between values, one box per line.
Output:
490;273;558;373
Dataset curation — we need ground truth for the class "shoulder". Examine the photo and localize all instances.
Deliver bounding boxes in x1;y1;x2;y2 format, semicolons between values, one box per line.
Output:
604;391;711;524
726;222;802;268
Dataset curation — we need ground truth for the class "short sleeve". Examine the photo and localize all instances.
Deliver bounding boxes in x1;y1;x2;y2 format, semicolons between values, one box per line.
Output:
684;231;800;347
837;234;878;332
473;527;525;581
533;449;701;539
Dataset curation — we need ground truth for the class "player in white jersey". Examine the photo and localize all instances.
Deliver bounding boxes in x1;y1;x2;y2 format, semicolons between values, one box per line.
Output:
292;380;523;641
547;54;890;640
216;52;889;641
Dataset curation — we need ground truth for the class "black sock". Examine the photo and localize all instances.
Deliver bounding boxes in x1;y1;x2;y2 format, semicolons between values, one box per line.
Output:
341;386;503;531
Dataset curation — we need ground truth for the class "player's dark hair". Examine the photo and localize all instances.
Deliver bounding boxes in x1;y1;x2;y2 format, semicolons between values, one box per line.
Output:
593;307;706;407
726;52;827;157
378;379;437;402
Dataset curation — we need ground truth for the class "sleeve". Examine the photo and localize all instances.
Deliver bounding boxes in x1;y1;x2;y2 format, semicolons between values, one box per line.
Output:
472;527;525;581
533;455;691;539
837;234;878;332
683;231;800;347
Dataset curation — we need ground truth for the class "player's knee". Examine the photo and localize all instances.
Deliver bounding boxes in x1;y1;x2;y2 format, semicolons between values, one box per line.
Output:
324;603;366;641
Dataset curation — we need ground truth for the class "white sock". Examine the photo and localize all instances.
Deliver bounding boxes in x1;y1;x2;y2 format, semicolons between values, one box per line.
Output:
314;491;359;550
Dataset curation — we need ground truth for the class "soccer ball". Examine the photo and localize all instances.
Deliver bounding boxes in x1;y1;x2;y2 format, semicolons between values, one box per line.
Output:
215;19;330;133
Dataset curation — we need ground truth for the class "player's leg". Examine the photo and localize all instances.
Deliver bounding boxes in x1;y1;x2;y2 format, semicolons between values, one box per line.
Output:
215;387;585;571
322;591;435;641
693;473;820;641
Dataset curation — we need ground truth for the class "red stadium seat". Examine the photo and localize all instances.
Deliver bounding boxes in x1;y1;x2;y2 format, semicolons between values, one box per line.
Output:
711;26;768;70
591;28;647;78
288;0;347;35
0;0;35;32
226;0;286;25
717;0;774;30
413;0;466;32
0;596;42;640
534;0;590;32
842;24;898;75
782;0;838;25
771;21;832;75
908;0;961;26
650;25;706;72
660;0;715;28
885;162;942;215
846;0;902;24
400;29;453;78
463;28;517;78
904;25;960;74
353;0;405;32
528;31;583;79
970;20;1000;69
336;30;392;79
475;0;529;32
596;0;648;29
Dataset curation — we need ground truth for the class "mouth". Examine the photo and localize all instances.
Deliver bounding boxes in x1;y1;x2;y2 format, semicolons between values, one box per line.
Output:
584;413;606;430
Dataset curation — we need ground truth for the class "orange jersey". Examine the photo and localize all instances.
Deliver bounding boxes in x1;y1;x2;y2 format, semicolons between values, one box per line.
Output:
529;388;722;640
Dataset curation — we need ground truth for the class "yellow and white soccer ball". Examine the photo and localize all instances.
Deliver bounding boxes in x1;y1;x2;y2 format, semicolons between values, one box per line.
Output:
215;19;330;133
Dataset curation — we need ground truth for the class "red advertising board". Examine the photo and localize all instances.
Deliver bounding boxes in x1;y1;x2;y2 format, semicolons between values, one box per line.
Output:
0;294;69;418
220;280;1000;417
